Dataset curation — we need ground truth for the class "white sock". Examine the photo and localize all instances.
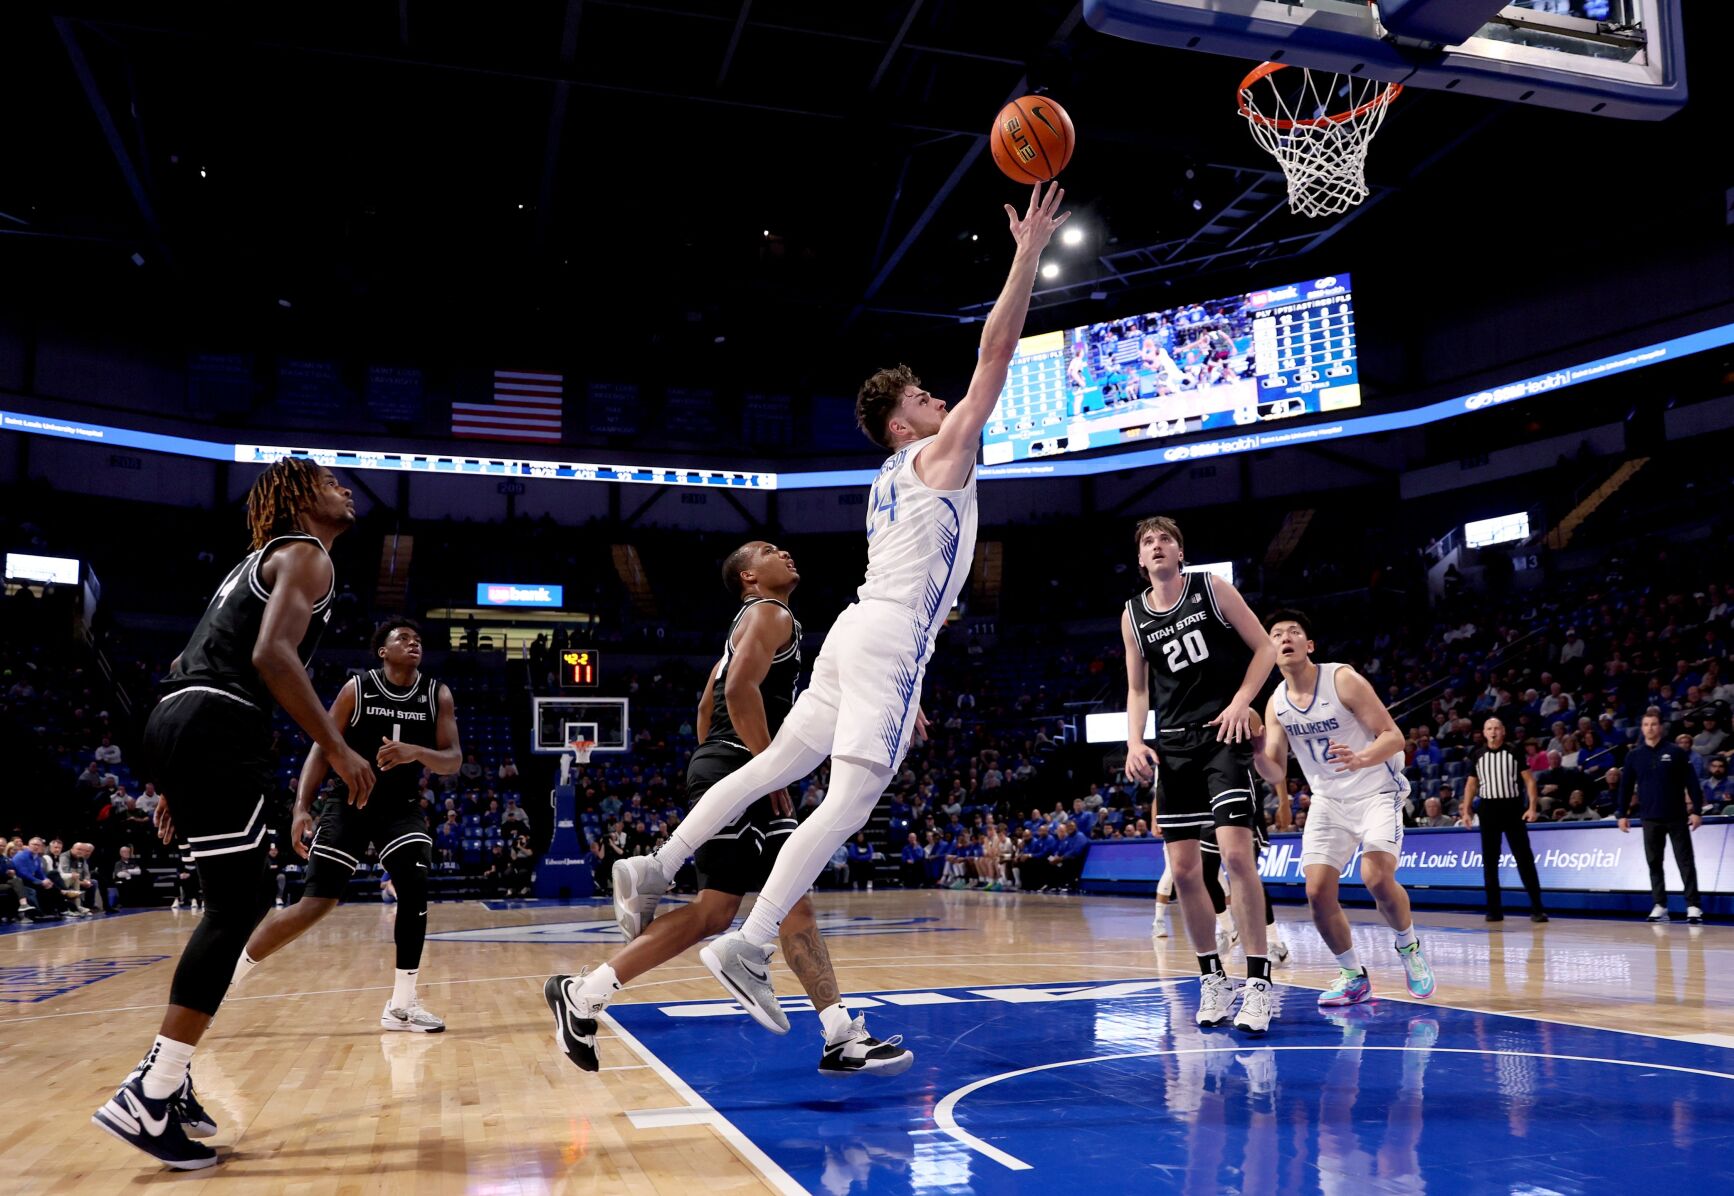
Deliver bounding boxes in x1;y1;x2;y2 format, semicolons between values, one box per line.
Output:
1334;948;1362;972
1394;925;1418;951
1217;910;1233;929
391;968;419;1008
231;950;259;987
139;1035;196;1100
818;1002;854;1044
575;963;621;1004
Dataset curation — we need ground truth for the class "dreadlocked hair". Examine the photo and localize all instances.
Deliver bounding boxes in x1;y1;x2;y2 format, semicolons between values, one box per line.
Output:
246;457;326;549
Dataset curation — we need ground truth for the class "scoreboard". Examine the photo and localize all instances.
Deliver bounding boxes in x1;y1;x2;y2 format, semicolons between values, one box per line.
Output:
560;650;599;689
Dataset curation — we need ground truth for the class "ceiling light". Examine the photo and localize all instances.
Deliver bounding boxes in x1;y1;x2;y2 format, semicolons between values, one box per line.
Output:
1041;262;1060;280
970;234;979;242
278;298;292;308
199;167;207;179
1060;227;1083;246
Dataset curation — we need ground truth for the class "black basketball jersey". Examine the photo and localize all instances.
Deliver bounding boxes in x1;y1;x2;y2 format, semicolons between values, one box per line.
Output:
705;598;801;749
1125;572;1252;730
167;534;335;710
333;669;443;808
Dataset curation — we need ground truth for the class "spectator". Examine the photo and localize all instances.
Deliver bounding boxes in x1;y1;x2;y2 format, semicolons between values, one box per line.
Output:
506;833;534;897
498;756;520;781
899;833;925;889
1411;727;1443;770
12;837;65;917
435;811;461;863
58;841;100;914
1673;734;1707;780
172;841;201;911
1702;756;1733;812
829;841;852;888
588;839;610;893
460;752;485;784
481;843;511;896
1693;714;1728;758
77;760;106;794
846;833;877;891
1048;821;1089;891
136;782;161;816
1558;791;1600;821
266;843;288;908
93;733;123;765
1418;797;1453;828
103;844;145;911
502;797;531;830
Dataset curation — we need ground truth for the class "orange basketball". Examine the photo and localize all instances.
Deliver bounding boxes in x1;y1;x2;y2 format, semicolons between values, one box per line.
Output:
990;95;1075;184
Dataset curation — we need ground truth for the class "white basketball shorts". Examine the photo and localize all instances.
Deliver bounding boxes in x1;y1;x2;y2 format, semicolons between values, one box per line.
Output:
1300;789;1406;871
781;599;932;771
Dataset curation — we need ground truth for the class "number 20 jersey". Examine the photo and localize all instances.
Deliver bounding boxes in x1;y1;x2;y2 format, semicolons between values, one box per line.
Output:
1125;571;1251;730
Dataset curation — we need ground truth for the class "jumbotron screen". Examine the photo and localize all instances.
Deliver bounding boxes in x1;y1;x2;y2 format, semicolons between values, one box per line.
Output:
980;274;1362;465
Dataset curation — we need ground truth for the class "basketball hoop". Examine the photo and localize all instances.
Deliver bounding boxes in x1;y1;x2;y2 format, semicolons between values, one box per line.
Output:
569;739;596;766
1236;62;1401;218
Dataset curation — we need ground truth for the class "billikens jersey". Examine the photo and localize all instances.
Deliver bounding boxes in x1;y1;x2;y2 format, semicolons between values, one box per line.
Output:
167;534;335;710
1272;662;1408;802
1126;572;1251;730
857;437;978;639
706;599;801;750
333;669;442;808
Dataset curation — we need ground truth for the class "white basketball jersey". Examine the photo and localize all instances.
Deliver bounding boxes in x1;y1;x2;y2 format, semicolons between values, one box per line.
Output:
1273;662;1408;803
856;436;978;639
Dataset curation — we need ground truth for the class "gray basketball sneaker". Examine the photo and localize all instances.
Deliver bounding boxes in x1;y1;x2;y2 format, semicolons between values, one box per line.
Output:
699;931;789;1034
612;856;667;942
380;997;446;1033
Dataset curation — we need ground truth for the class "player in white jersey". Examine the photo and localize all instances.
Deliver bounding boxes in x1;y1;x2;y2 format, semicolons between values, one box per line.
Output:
610;182;1071;1033
1254;609;1436;1008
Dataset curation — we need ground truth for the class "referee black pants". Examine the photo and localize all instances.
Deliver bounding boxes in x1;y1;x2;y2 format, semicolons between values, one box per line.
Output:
1478;803;1545;916
1642;819;1700;908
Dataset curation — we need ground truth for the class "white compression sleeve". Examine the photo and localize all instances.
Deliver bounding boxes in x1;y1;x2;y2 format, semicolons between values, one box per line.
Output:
740;755;894;945
651;732;829;878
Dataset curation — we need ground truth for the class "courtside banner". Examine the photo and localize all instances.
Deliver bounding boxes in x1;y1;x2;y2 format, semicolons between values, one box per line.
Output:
1081;820;1734;893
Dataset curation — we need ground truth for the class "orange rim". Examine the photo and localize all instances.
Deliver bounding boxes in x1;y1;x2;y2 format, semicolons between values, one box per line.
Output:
1236;61;1402;130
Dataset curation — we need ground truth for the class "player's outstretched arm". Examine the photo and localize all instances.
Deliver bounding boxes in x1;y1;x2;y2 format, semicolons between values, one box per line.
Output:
254;541;375;806
1204;575;1279;743
1122;608;1157;784
722;602;797;814
290;680;354;856
1324;667;1405;773
918;183;1071;491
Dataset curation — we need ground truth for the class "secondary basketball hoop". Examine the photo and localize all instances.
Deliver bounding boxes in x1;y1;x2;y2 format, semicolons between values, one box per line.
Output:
1236;61;1401;218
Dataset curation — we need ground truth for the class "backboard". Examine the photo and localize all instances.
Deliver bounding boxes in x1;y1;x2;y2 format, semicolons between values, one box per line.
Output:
1083;0;1686;119
531;696;630;755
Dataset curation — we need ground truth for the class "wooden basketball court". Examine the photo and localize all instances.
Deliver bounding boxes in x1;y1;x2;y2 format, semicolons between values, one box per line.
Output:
6;892;1730;1194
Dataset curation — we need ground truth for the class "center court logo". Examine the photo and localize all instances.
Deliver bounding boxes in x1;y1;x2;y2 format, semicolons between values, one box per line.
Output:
426;912;959;946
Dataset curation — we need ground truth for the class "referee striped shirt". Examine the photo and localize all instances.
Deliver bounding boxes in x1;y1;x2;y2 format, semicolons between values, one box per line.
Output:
1469;744;1527;800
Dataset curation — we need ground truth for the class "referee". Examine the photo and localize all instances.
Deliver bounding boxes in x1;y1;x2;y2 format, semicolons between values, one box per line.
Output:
1617;709;1705;924
1461;717;1549;923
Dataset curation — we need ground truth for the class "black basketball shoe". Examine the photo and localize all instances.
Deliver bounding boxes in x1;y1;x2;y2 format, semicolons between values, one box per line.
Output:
818;1014;914;1077
545;972;607;1072
91;1074;219;1170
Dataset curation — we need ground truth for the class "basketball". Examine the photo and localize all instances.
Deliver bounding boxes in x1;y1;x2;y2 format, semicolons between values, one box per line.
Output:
990;95;1075;184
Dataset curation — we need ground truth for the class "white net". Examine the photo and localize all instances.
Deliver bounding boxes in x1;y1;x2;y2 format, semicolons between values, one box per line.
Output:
1237;65;1401;218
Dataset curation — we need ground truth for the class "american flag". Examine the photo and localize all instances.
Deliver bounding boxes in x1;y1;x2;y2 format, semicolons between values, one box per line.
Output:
452;369;564;442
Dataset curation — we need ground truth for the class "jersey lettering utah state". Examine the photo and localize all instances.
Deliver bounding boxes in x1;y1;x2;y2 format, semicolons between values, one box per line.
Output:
1125;571;1249;729
334;669;441;808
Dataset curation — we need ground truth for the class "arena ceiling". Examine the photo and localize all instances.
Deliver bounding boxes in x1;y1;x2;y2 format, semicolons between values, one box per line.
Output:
3;2;1730;382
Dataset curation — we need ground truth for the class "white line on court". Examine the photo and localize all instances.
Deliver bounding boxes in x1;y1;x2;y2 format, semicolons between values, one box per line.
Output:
933;1045;1734;1171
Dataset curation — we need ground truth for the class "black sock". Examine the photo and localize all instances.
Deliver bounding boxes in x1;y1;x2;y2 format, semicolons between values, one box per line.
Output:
1246;954;1271;983
1197;952;1224;977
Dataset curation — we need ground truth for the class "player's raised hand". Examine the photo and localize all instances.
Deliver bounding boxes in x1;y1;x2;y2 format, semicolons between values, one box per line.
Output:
332;743;377;808
1326;741;1367;772
1004;182;1070;255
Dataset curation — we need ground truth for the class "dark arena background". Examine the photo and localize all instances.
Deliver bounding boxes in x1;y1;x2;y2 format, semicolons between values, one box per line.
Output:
3;2;1733;1193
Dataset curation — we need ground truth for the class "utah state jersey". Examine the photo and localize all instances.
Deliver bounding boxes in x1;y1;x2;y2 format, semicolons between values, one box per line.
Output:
167;533;335;710
706;598;801;749
332;669;443;808
1126;571;1251;729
